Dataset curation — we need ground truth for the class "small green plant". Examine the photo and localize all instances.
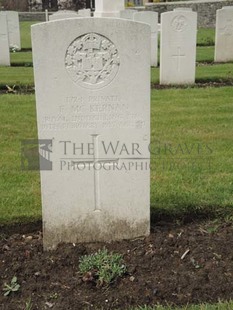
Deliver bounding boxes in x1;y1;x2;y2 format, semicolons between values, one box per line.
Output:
3;276;20;296
24;298;33;310
79;248;126;286
50;292;58;299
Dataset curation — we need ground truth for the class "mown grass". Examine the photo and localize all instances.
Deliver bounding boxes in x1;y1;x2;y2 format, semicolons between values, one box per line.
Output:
196;46;214;63
150;87;233;218
151;63;233;84
0;67;34;88
1;86;233;224
196;63;233;83
10;51;33;66
20;21;39;49
0;95;41;224
197;28;215;46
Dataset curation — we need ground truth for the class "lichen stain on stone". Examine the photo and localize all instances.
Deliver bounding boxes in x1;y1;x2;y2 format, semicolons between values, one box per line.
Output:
43;213;150;251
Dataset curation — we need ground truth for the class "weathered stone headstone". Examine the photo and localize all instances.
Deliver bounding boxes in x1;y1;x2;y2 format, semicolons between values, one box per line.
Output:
5;11;21;50
215;6;233;62
0;13;10;66
134;11;158;67
49;10;79;21
160;10;197;85
120;9;136;20
94;0;124;17
78;8;91;17
32;18;151;250
45;9;49;22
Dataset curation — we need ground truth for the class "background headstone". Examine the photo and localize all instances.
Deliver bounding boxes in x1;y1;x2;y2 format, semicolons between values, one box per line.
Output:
94;0;124;17
45;9;49;22
32;18;151;250
160;10;197;85
49;10;79;21
5;11;21;50
120;9;136;20
134;11;158;67
0;13;10;66
215;6;233;62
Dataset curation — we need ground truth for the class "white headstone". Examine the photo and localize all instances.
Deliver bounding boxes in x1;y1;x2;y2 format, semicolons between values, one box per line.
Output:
5;11;21;50
45;9;49;22
78;8;91;17
49;10;79;21
0;13;10;66
160;10;197;85
94;0;124;17
120;9;136;20
32;18;151;250
134;11;158;67
215;6;233;62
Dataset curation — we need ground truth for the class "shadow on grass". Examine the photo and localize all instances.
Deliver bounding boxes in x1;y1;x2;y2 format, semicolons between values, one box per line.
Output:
151;204;233;225
1;205;233;237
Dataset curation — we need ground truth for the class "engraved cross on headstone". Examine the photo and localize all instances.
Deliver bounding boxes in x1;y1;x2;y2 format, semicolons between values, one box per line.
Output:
72;134;119;212
172;46;185;71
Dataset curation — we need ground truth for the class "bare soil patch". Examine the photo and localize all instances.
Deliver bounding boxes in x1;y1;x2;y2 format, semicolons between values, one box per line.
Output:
1;219;233;309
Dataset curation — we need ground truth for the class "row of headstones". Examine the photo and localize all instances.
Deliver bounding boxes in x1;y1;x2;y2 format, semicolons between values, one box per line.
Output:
31;6;233;250
0;6;233;84
0;11;21;66
48;6;233;85
0;8;92;67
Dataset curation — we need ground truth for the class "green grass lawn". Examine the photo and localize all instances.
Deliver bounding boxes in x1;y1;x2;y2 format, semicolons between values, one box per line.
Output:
20;21;39;49
1;87;233;224
196;46;214;63
10;51;33;66
0;95;40;224
151;87;233;218
0;67;34;88
151;63;233;84
197;28;215;46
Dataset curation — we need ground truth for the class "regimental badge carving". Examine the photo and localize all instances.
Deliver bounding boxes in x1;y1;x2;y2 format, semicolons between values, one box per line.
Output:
65;33;120;89
171;15;188;32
